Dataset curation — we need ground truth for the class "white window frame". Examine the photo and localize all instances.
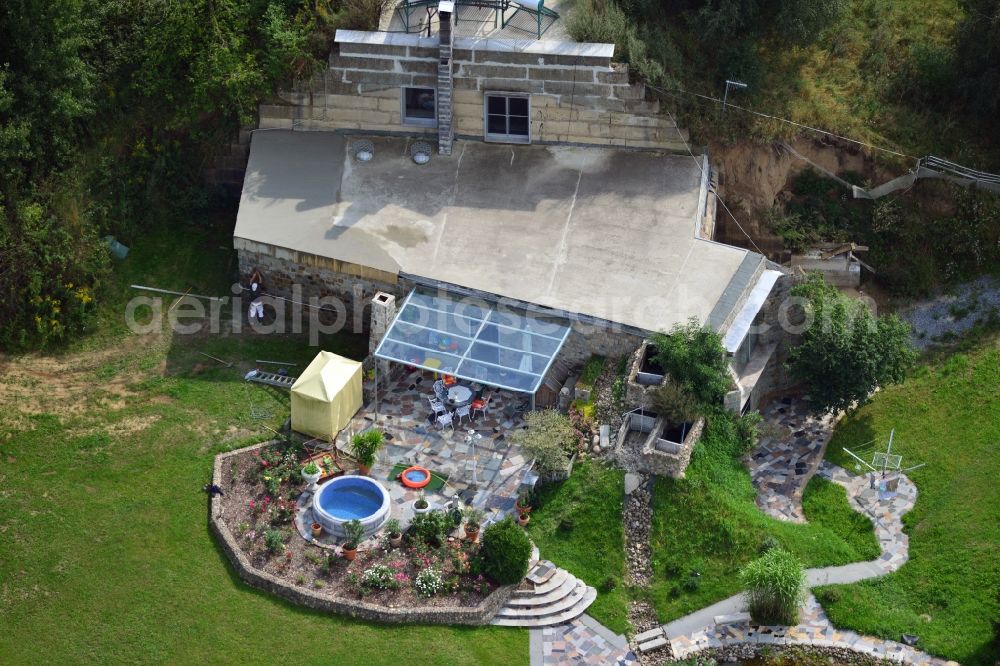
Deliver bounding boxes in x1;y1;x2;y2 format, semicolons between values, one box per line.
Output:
401;86;438;128
483;92;531;144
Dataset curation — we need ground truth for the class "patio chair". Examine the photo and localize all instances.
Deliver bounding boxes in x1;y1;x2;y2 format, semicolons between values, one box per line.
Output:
471;392;492;420
433;379;447;402
427;395;447;414
436;410;455;429
455;404;472;424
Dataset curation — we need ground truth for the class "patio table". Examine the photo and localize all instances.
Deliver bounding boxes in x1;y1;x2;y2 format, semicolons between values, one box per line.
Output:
447;385;473;407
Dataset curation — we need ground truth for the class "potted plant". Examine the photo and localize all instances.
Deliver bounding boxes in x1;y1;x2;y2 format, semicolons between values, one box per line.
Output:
302;461;322;491
517;491;533;514
342;519;364;561
385;518;403;548
518;511;530;527
413;490;430;515
350;429;384;476
464;508;485;542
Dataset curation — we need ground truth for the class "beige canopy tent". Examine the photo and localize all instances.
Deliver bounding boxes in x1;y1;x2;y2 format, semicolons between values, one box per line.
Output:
290;351;363;440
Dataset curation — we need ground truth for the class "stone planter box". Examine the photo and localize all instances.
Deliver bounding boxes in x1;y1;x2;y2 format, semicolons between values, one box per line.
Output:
625;341;668;410
617;411;703;479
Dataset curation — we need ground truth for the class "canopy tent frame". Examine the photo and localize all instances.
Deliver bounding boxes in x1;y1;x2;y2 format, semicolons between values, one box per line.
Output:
372;287;572;408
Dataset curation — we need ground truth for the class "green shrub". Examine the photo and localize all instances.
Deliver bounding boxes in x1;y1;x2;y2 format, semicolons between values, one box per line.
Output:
740;549;806;625
578;355;606;388
650;382;701;426
343;519;364;550
350;429;384;468
734;410;762;453
264;529;285;554
408;510;452;547
511;409;577;477
480;517;532;585
652;319;731;406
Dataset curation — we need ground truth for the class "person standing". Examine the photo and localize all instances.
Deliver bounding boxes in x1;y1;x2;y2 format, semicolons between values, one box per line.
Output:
248;269;265;322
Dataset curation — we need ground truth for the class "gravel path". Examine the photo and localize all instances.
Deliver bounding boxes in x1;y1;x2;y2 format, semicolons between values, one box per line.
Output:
897;276;1000;350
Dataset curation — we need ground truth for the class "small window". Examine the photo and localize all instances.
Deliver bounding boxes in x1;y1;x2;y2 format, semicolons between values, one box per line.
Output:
484;93;530;144
402;87;437;127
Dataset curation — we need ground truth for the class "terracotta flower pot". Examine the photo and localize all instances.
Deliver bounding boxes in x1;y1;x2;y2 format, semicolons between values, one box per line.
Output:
343;546;357;561
465;527;480;542
389;534;403;548
517;513;530;527
311;522;323;538
358;463;371;476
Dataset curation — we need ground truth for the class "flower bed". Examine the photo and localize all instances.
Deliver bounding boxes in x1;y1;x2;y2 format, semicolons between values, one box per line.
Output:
215;440;501;614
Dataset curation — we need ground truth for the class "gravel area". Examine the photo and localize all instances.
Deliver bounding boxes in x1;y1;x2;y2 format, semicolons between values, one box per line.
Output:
897;276;1000;350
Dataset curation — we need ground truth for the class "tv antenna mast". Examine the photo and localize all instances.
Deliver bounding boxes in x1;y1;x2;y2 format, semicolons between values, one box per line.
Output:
841;429;925;499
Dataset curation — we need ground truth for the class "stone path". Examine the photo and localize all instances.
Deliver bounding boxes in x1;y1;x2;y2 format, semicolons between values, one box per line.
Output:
533;615;637;666
659;463;955;664
748;397;835;522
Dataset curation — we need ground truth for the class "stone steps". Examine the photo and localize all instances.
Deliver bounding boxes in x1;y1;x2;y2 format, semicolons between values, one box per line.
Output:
633;626;669;653
491;586;596;628
491;562;596;627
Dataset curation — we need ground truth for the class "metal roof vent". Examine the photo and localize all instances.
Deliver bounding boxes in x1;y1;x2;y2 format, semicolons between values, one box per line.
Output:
410;141;433;165
353;140;375;162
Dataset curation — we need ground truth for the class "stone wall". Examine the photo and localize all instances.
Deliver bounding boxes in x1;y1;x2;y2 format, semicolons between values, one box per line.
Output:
210;442;515;625
236;238;401;333
260;30;688;151
559;323;644;371
637;416;703;478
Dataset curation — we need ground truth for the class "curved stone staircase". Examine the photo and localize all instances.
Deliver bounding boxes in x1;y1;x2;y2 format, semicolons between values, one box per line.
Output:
491;560;597;628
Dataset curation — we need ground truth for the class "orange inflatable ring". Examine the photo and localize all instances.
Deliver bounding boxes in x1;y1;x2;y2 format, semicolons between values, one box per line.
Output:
400;465;432;489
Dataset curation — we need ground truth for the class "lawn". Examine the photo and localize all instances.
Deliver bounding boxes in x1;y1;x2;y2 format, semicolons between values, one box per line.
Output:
816;337;1000;665
646;413;881;622
0;224;527;665
526;460;629;634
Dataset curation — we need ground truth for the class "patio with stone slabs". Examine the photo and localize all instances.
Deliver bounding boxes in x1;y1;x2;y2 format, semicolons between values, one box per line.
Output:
748;397;836;523
294;369;535;547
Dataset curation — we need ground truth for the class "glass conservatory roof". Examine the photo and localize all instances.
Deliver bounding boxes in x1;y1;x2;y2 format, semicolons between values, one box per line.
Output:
373;287;572;394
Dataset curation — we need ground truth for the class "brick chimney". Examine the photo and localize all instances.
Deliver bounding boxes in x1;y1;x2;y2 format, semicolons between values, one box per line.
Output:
437;2;455;155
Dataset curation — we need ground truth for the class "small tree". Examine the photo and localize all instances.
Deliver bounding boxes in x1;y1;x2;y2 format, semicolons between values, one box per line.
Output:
788;274;915;414
650;382;701;426
652;319;731;405
511;409;577;477
740;548;805;625
480;517;532;585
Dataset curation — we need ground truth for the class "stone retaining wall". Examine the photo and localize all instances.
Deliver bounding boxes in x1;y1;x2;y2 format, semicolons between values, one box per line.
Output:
261;30;688;151
210;442;515;625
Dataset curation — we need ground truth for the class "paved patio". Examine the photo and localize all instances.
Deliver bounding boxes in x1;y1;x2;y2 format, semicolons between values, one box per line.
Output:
295;369;535;547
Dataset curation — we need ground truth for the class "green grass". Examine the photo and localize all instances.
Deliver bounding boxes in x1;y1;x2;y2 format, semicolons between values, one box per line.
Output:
646;413;881;622
526;461;629;634
816;338;1000;665
0;226;527;665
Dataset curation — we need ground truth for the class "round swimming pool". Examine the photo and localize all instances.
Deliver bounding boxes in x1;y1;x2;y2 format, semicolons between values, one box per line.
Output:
311;475;391;541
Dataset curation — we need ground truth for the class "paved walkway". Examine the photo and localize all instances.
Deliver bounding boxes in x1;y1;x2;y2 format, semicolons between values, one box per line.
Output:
661;463;954;664
531;615;636;666
748;398;835;522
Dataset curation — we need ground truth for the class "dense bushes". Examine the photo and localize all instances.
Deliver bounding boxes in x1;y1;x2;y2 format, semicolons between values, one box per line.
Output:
652;319;731;405
740;548;806;625
0;0;374;350
480;517;532;585
511;409;578;477
788;274;915;414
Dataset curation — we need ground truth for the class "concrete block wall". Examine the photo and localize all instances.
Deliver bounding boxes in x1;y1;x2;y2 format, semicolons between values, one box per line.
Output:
260;30;689;151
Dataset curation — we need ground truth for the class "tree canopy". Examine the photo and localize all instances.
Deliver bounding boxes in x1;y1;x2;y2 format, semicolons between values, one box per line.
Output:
787;274;916;414
652;319;731;406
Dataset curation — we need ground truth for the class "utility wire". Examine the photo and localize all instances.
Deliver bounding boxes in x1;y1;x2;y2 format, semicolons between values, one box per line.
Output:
646;82;916;160
659;104;767;256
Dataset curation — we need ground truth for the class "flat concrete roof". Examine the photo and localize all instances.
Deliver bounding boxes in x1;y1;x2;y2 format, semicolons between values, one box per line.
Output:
234;130;756;334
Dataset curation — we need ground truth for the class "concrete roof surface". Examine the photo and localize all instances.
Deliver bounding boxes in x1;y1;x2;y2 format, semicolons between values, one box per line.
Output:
234;130;754;333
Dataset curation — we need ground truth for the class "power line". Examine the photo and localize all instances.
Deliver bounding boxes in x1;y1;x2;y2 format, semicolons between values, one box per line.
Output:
659;104;768;256
646;82;917;160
